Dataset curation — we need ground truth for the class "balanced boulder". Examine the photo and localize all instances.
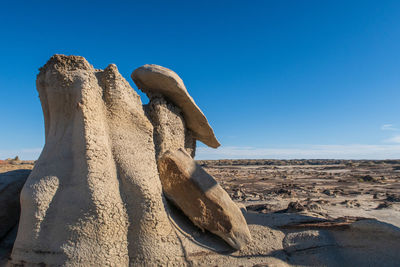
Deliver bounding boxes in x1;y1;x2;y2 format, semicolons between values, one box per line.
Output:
158;148;252;250
132;64;220;149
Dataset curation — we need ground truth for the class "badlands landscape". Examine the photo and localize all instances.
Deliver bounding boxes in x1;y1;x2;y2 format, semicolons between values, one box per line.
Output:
1;158;400;266
200;159;400;227
0;55;399;266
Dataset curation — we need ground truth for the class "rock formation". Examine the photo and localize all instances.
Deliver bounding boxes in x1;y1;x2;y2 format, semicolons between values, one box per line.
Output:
158;149;252;250
132;64;251;249
11;55;184;266
9;55;251;266
144;96;196;159
131;64;220;150
3;56;400;267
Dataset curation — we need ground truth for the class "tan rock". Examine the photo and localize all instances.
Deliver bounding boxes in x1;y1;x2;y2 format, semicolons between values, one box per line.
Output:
10;55;184;266
158;148;252;250
131;64;220;148
8;55;284;266
145;96;196;159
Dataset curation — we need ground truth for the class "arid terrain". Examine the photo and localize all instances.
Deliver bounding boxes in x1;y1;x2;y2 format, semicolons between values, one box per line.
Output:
1;158;400;266
3;158;399;227
199;159;400;227
0;159;34;173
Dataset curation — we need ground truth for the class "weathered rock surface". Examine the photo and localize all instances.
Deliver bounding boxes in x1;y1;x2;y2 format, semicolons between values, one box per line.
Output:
0;170;30;240
132;64;220;148
9;55;260;266
279;218;400;266
145;96;196;159
158;148;252;250
10;55;184;266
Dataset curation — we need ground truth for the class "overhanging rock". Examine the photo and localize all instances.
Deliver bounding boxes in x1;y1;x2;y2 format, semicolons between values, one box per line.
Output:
132;64;220;148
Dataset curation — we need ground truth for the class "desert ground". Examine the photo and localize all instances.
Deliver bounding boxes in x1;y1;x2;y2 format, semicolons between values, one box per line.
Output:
199;159;400;227
0;159;34;173
1;158;400;266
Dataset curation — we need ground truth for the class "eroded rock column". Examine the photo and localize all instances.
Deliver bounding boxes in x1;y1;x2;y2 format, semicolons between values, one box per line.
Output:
11;55;184;266
145;95;196;159
132;64;252;250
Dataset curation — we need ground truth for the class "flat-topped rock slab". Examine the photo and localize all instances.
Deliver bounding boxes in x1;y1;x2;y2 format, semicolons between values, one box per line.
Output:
131;64;220;148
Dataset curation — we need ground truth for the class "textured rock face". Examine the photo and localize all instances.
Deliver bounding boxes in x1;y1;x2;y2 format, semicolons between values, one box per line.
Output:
9;55;256;266
132;64;220;148
0;170;30;241
145;96;196;159
158;149;252;250
10;55;183;266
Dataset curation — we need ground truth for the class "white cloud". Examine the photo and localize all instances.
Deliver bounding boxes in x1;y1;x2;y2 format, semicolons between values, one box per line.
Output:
381;124;398;131
384;135;400;144
0;148;42;160
196;144;400;160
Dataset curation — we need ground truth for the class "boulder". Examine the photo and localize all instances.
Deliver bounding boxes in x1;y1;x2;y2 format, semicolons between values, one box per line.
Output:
0;170;30;240
158;148;252;250
131;64;220;148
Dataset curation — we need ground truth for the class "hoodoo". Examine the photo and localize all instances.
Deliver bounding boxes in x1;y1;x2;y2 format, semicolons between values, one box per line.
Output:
10;55;252;266
11;55;183;265
132;64;251;249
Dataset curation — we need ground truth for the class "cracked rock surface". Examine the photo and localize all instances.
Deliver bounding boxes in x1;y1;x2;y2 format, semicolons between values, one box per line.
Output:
11;55;184;266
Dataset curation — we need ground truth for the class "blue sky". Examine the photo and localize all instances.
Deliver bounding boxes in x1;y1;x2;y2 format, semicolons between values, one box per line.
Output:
0;0;399;160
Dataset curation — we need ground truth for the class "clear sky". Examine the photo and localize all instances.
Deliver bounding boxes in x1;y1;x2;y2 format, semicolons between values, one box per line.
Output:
1;0;399;160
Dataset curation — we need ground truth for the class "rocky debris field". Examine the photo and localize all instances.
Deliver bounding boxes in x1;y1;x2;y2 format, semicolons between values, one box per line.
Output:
198;159;400;227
